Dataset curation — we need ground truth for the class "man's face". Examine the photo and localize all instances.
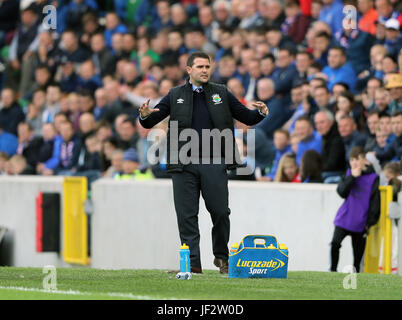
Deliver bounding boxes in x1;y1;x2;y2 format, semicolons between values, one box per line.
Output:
314;87;330;107
338;118;355;138
186;57;211;86
314;112;332;135
291;87;303;105
327;49;345;69
273;132;289;150
276;50;292;69
294;120;312;141
119;122;135;141
256;79;274;101
1;89;14;108
332;85;346;101
17;124;31;142
60;123;74;141
260;58;275;75
367;79;381;100
296;54;311;73
374;90;388;111
379;116;392;136
389;87;402;101
367;114;379;134
391;115;402;136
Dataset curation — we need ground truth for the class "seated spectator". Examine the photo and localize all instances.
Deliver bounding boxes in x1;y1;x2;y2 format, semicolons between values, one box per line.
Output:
26;89;46;136
104;148;124;178
58;56;79;93
274;152;301;182
76;60;103;95
318;0;343;35
314;110;346;182
335;91;365;131
384;18;402;60
312;31;331;68
385;73;402;113
262;129;292;181
0;124;18;156
8;154;35;175
295;51;312;83
6;4;44;93
338;116;367;162
36;123;58;174
300;149;323;183
378;113;395;147
357;0;378;36
372;110;402;163
53;120;82;176
113;148;154;180
210;55;240;85
0;88;25;136
256;78;293;139
314;85;335;113
42;83;62;124
282;82;308;133
104;12;128;49
260;53;277;79
365;110;380;152
281;0;311;44
334;24;375;75
374;87;391;115
16;122;43;169
76;133;102;186
265;26;296;57
294;115;322;165
0;152;10;175
271;47;298;97
117;117;139;151
90;33;116;77
59;29;90;63
322;46;357;93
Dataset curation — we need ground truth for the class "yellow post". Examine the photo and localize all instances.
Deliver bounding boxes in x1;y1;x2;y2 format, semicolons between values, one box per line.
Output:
363;186;393;274
62;177;90;265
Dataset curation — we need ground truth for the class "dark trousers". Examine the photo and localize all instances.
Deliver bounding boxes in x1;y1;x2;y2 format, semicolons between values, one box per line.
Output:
330;226;367;272
171;162;230;269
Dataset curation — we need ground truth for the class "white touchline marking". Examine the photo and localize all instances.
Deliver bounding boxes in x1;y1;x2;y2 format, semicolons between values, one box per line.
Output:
0;286;180;300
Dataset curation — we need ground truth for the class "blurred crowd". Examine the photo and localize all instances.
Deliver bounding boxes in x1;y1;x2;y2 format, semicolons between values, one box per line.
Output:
0;0;401;188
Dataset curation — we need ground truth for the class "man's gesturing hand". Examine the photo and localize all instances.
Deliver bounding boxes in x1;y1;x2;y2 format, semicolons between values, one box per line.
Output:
139;99;160;118
252;101;269;116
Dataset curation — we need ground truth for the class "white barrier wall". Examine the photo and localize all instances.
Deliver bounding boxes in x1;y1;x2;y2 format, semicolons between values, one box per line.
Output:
0;176;68;268
90;179;353;272
2;177;394;272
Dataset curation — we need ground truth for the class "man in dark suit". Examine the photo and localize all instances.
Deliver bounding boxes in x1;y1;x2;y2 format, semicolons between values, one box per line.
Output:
139;52;269;274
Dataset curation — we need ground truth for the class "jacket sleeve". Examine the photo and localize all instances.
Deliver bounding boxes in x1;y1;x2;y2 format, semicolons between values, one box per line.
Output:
227;91;265;126
139;93;171;129
336;175;355;198
366;176;380;228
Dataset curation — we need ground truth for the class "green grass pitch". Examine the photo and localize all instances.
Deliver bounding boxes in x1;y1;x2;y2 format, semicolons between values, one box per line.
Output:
0;267;401;300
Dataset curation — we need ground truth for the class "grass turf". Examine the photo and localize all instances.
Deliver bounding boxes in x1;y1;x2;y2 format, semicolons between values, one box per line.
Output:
0;267;401;300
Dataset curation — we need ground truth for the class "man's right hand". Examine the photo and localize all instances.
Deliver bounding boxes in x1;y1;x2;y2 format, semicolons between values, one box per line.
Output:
139;99;160;118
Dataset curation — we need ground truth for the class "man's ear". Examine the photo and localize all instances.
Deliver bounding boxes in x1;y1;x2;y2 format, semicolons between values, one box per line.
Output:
185;65;192;75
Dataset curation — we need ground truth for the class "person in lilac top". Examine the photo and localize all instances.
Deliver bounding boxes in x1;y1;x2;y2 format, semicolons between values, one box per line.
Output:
330;146;380;272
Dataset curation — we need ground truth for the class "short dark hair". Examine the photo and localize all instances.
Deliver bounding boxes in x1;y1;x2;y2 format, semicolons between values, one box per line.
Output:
329;46;346;56
349;146;365;160
391;110;402;118
186;51;211;67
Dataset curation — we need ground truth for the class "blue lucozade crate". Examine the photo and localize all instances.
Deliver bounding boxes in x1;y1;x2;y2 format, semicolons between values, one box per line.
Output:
228;235;288;278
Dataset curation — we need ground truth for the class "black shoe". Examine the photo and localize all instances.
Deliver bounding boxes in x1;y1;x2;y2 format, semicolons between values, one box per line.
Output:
213;258;228;274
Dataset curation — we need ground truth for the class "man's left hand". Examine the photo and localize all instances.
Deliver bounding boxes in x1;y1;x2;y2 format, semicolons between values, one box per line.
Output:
252;101;269;117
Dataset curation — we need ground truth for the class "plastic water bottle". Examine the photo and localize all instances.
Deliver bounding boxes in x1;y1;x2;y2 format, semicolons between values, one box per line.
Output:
176;243;192;280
